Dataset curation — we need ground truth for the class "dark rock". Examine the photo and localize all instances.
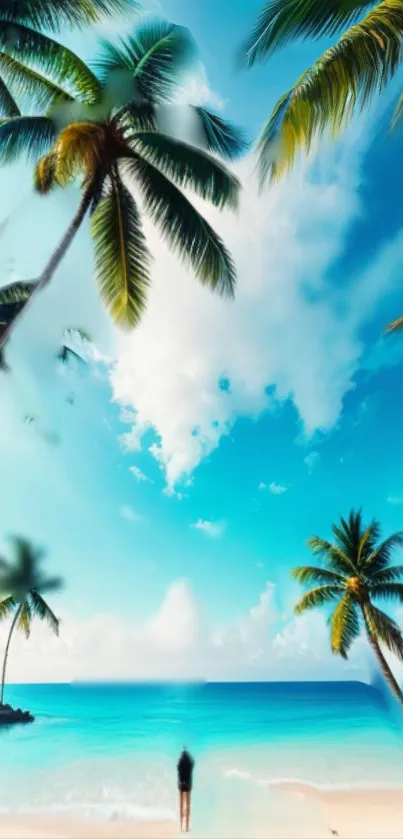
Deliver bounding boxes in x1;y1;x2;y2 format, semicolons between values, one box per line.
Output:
0;705;34;724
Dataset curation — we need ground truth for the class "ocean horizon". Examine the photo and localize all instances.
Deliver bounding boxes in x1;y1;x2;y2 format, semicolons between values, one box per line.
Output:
1;680;403;835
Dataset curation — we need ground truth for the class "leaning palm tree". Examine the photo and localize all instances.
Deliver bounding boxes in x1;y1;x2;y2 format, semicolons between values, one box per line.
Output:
0;20;245;361
244;0;403;182
0;0;137;117
0;537;62;704
292;509;403;705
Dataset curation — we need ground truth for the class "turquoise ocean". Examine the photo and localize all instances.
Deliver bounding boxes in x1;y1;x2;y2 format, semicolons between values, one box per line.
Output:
1;681;403;835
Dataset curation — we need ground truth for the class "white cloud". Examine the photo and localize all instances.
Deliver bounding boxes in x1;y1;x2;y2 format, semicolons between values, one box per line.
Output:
163;485;184;501
304;451;320;473
0;579;373;683
387;496;403;506
259;481;288;495
129;465;152;483
270;482;288;495
120;505;141;522
191;519;225;538
111;118;403;488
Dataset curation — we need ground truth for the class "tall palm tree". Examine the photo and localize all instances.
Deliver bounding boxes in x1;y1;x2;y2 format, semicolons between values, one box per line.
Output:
244;0;403;182
0;0;137;117
0;20;245;360
0;537;62;704
292;509;403;705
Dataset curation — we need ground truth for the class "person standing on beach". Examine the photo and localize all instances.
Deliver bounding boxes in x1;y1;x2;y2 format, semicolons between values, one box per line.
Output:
177;748;194;833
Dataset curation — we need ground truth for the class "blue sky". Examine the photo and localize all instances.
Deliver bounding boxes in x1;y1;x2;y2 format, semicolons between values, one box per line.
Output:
1;0;403;682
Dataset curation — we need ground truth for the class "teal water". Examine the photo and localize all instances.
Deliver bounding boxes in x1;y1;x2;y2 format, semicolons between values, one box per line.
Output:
1;682;403;834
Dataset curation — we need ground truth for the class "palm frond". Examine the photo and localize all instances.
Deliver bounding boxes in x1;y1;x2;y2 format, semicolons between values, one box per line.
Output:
17;599;32;638
1;24;102;104
294;584;343;614
91;169;151;327
357;520;381;565
193;107;248;160
292;565;346;585
0;76;20;117
329;592;360;658
307;536;356;575
0;281;37;344
29;590;59;635
118;102;157;133
125;154;236;298
34;152;57;193
129;131;240;209
371;583;403;604
52;122;110;186
0;115;55;164
371;565;403;583
0;280;37;307
1;0;139;32
385;314;403;333
0;595;16;622
365;532;403;572
364;602;403;659
95;20;197;103
257;0;403;181
244;0;375;65
0;52;74;111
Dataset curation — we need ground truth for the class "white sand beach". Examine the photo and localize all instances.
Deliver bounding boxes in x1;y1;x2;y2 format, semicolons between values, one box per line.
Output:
1;787;403;839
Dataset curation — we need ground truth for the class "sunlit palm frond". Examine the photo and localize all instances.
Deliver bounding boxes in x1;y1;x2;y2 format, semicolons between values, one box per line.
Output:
0;596;16;621
364;602;403;659
385;314;403;333
128;132;240;209
0;76;20;116
371;583;403;604
0;116;55;164
95;20;196;103
1;24;102;104
329;592;360;658
193;107;248;161
292;565;346;585
1;0;139;32
307;536;356;575
0;52;74;112
258;0;403;182
29;590;59;634
91;170;151;327
358;520;381;565
17;599;32;638
294;584;342;614
244;0;375;65
125;154;236;298
52;122;108;186
34;152;57;193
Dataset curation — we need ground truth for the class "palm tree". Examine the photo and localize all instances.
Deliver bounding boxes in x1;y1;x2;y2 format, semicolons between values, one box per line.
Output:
292;509;403;705
0;537;62;705
0;0;137;117
244;0;403;182
0;20;245;361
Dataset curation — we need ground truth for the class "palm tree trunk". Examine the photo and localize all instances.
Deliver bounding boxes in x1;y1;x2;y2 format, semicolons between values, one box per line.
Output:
361;606;403;706
0;187;93;353
0;604;21;706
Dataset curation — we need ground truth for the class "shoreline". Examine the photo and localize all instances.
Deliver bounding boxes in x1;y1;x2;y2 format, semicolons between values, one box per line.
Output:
2;785;403;839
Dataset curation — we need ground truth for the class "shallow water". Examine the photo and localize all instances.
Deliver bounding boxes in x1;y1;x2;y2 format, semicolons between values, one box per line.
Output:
1;681;402;834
